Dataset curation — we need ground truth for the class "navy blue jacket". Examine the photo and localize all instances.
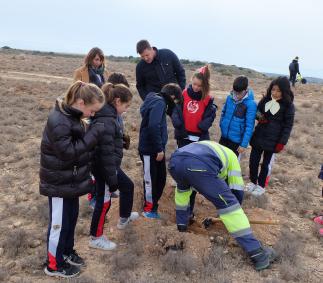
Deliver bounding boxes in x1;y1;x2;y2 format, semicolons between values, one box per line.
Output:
136;48;186;100
138;93;168;155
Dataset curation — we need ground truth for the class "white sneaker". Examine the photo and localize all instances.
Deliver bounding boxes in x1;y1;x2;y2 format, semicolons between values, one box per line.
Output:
117;212;139;230
89;235;117;251
245;182;257;193
250;185;265;196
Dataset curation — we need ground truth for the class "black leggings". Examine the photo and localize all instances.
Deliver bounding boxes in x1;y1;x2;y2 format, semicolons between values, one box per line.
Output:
249;146;274;188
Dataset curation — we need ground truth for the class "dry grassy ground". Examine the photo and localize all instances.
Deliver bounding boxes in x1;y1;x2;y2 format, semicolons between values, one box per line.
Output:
0;50;322;283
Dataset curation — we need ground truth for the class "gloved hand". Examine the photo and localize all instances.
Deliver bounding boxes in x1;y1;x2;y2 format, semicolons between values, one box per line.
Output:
177;224;188;232
123;134;130;150
109;183;119;193
274;143;284;153
83;122;105;149
256;111;268;124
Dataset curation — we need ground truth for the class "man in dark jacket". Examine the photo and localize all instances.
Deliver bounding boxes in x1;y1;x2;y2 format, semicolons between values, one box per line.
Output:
139;83;182;219
136;40;186;100
289;56;300;87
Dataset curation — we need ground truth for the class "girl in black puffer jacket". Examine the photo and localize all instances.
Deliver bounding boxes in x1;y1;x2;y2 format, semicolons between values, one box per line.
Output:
89;83;138;251
40;81;105;278
246;77;295;196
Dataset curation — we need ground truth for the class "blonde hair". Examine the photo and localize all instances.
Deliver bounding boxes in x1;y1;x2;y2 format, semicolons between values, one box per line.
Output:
64;81;105;106
101;83;133;104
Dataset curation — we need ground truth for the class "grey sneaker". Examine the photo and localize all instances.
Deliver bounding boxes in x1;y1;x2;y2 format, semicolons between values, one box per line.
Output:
245;182;257;193
251;185;265;196
89;235;117;251
117;212;139;230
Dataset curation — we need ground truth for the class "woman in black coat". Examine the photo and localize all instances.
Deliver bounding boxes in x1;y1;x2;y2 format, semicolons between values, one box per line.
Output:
247;77;295;195
40;81;104;278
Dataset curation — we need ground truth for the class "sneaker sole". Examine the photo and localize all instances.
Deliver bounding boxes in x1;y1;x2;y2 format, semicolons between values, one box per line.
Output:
89;243;117;251
117;222;129;230
44;267;79;278
141;212;161;219
65;258;85;267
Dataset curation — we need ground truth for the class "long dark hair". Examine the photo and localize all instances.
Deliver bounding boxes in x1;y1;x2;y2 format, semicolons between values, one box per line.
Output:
264;76;294;104
84;47;105;68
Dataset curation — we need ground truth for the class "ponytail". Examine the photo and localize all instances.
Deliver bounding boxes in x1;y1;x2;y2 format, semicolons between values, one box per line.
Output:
193;64;211;99
101;83;133;104
64;81;105;106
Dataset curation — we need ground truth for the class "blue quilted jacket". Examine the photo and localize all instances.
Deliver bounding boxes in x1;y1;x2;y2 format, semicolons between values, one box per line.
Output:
219;89;257;148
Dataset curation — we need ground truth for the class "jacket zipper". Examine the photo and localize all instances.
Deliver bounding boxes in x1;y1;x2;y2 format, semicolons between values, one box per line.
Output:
226;104;238;137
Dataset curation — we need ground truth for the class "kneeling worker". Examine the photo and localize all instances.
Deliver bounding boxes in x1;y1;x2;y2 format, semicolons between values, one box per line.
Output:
168;141;276;271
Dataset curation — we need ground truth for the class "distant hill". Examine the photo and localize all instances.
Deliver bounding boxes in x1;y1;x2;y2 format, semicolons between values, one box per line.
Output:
1;46;322;84
263;72;323;85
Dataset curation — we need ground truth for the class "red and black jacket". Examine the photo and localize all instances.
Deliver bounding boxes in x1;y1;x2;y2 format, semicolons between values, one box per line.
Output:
171;85;217;140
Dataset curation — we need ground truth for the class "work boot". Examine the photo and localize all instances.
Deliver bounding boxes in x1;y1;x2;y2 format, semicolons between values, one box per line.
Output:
249;246;277;271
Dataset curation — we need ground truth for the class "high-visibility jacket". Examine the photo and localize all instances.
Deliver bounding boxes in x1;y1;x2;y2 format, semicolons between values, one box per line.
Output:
170;142;256;248
199;140;244;191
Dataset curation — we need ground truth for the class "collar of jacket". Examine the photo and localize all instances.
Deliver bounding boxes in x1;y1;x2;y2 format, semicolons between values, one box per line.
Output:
94;103;117;118
56;98;83;119
153;47;160;62
187;84;202;101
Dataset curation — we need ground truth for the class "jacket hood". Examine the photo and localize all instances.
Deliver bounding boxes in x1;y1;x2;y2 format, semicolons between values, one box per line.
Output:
141;92;165;113
230;89;255;104
55;97;83;118
95;103;117;118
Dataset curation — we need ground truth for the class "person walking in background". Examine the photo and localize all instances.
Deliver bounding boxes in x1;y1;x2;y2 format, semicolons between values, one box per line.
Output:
219;76;257;157
40;81;105;278
289;56;300;87
246;77;295;196
135;39;186;100
139;83;182;219
74;47;108;88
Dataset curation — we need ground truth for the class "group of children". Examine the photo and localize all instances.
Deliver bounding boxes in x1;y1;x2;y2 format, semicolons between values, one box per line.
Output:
39;48;298;278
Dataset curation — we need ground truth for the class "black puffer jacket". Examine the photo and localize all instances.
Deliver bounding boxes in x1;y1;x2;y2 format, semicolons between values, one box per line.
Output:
40;99;101;198
250;97;295;152
92;104;123;187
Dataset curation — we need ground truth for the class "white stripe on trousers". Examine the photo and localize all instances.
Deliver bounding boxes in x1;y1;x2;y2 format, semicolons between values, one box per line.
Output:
143;155;153;203
266;153;275;178
48;197;63;257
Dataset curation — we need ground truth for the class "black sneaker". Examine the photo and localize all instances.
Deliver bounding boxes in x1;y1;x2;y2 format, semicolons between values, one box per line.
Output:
44;262;80;278
249;246;277;271
64;250;85;266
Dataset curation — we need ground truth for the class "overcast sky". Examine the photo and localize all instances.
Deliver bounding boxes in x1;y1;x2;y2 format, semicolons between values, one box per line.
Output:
1;0;322;77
